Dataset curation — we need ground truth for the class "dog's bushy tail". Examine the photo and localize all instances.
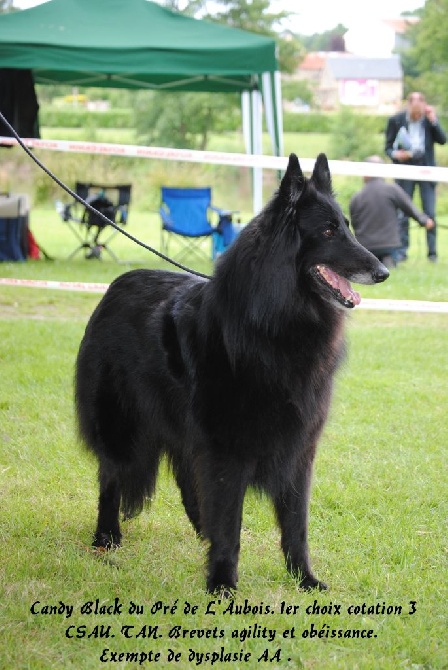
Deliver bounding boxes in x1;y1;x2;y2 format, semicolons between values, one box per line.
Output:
118;456;161;519
96;449;162;521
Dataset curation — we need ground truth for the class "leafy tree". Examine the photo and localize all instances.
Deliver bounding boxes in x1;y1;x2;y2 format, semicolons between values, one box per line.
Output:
135;0;304;149
299;24;347;52
0;0;15;13
277;36;306;76
204;0;288;36
160;0;204;14
181;0;305;74
400;0;448;109
329;107;382;161
329;34;346;52
134;90;240;150
281;80;313;106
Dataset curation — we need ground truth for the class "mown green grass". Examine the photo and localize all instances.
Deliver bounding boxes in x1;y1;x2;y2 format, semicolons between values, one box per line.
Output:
1;200;447;669
0;304;446;669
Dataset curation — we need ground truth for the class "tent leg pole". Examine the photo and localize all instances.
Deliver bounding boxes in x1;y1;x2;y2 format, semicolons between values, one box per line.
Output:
252;167;262;214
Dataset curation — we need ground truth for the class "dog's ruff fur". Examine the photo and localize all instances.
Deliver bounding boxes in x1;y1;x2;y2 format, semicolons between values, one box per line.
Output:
75;153;389;593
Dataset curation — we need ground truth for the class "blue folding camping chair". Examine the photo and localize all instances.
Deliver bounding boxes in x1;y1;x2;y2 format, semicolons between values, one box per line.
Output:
160;187;237;262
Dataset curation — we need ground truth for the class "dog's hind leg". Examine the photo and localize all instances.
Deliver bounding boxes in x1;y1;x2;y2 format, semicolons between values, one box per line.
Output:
274;456;327;591
93;460;122;549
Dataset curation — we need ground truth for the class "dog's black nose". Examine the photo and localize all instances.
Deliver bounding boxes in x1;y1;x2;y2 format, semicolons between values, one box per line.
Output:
373;264;390;283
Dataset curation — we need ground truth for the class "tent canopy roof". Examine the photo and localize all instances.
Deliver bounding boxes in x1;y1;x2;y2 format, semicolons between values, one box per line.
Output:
0;0;278;91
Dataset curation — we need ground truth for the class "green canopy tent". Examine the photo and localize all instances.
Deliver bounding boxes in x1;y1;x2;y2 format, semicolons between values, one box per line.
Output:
0;0;283;211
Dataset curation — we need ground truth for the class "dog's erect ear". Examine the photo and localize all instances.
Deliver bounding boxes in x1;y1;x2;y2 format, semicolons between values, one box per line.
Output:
311;153;332;194
279;153;304;200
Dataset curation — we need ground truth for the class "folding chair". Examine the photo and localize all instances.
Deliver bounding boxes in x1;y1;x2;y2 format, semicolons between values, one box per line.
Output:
57;183;131;261
213;212;241;259
0;193;29;261
160;187;236;262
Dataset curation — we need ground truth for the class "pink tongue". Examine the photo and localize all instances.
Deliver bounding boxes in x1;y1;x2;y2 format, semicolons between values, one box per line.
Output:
325;268;361;305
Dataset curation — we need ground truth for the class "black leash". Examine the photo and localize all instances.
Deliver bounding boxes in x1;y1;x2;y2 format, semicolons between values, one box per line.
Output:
0;111;212;280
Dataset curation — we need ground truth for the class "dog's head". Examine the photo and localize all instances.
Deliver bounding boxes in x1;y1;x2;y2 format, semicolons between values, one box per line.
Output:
213;153;389;341
278;153;389;309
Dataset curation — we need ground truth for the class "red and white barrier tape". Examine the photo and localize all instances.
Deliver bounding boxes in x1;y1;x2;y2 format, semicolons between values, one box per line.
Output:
0;277;108;293
1;277;447;312
1;136;448;183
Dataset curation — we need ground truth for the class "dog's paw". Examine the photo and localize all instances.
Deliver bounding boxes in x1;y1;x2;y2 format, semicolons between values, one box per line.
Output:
207;579;237;598
299;574;328;591
218;586;236;599
93;531;121;550
207;585;236;599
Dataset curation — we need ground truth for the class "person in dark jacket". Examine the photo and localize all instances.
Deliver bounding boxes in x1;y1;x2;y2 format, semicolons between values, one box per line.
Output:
385;92;446;262
350;156;434;269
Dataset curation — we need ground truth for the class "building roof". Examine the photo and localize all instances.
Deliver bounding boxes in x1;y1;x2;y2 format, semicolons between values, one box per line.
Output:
299;52;326;71
381;17;419;34
327;55;402;80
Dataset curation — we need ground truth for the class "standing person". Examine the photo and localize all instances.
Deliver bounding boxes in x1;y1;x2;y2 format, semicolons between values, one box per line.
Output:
350;156;434;269
385;92;446;262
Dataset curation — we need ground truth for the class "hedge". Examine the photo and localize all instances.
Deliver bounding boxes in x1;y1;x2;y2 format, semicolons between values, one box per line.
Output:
39;108;133;129
40;106;448;138
283;111;448;134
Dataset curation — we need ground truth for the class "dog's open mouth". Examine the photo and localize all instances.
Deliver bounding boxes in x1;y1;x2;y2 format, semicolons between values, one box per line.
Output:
313;265;361;308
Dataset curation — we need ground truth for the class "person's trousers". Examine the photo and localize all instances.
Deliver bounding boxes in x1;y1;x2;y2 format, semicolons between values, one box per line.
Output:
370;247;400;268
396;179;437;257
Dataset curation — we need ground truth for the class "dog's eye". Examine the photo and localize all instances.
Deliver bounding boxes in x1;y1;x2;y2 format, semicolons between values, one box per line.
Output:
323;228;336;238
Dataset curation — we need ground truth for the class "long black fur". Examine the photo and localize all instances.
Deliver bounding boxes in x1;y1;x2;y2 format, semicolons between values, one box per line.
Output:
75;153;388;593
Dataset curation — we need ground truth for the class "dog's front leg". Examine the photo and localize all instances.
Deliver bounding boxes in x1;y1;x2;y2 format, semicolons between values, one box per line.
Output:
274;456;327;591
197;455;252;595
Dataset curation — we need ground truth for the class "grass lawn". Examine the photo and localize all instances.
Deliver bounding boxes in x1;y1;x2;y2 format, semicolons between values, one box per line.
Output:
0;206;447;669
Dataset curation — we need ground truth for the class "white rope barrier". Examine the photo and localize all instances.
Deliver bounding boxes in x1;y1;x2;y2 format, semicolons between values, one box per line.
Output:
1;136;448;183
1;278;447;312
358;299;448;313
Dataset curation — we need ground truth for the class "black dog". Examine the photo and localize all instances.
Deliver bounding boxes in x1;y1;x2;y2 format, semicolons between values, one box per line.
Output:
75;154;388;593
